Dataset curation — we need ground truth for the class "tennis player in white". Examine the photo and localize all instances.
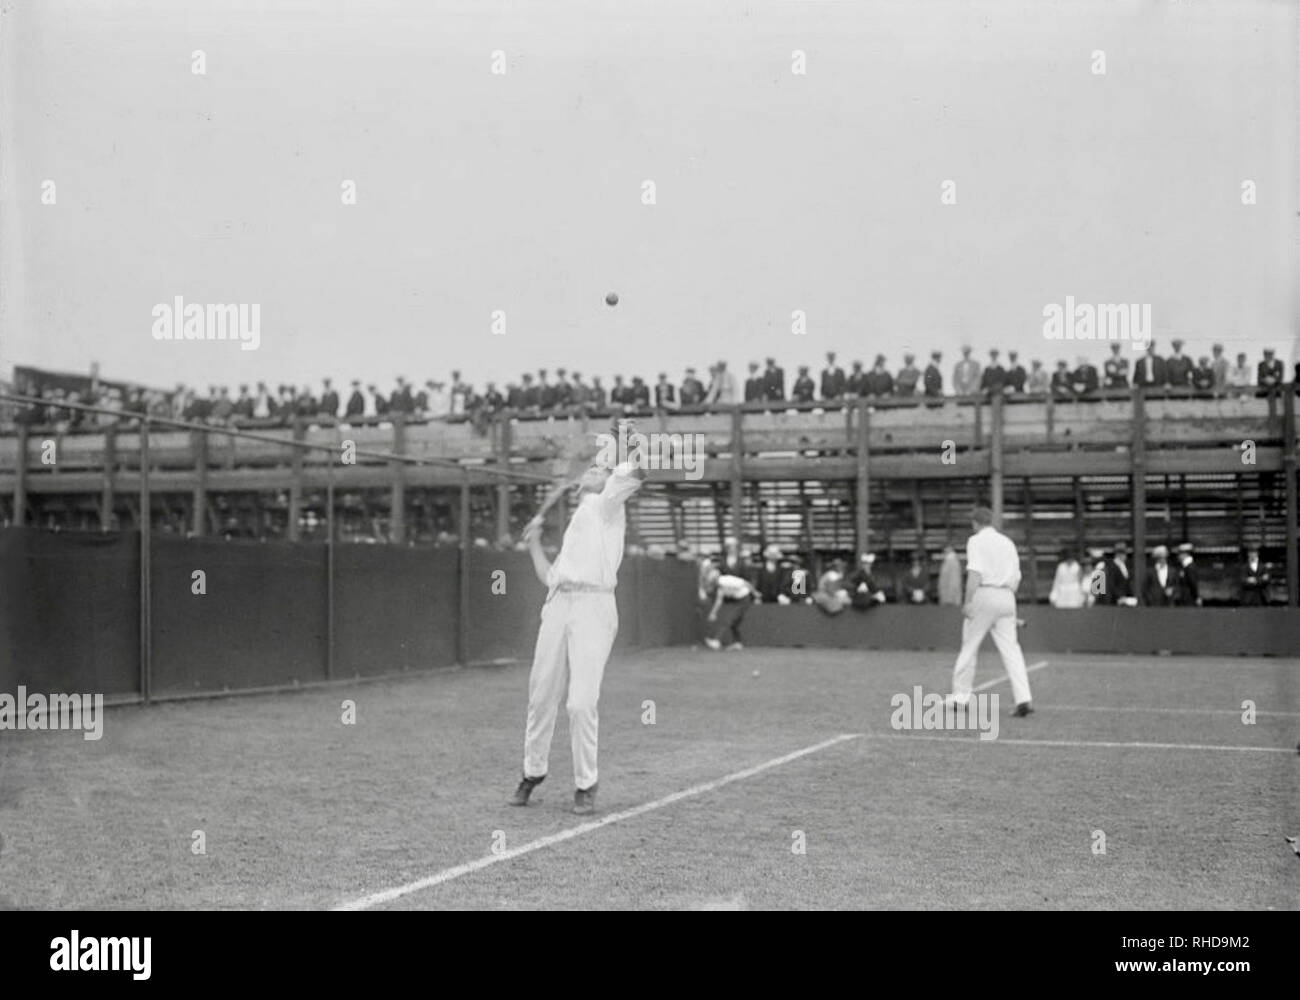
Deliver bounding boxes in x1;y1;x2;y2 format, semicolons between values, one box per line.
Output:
508;453;642;815
947;506;1034;717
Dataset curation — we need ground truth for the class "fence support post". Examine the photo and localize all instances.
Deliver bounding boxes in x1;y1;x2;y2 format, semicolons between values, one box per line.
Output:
139;419;152;704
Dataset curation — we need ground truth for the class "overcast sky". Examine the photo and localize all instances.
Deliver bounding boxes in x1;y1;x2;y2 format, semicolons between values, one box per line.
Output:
2;0;1295;393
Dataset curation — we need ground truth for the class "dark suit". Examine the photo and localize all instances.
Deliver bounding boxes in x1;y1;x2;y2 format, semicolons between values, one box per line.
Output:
654;383;676;408
791;375;815;402
820;367;846;400
1071;364;1099;396
1258;359;1284;388
847;568;885;609
980;365;1007;396
1143;562;1181;606
896;568;932;604
1134;354;1167;388
1238;558;1270;606
754;562;793;602
1103;356;1130;389
679;378;705;407
922;364;943;397
763;366;785;401
1006;365;1027;393
1093;557;1132;605
1050;370;1073;397
865;370;893;397
1165;355;1193;388
845;369;867;397
319;390;339;418
744;375;765;402
1176;559;1200;606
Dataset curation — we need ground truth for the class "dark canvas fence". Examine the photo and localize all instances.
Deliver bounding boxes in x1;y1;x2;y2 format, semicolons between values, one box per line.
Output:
0;527;699;700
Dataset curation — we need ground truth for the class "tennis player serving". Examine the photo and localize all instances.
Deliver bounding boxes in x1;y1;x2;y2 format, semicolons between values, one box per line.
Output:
508;420;644;815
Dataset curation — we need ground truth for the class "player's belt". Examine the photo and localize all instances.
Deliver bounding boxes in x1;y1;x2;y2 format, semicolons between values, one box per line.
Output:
552;582;615;595
977;584;1015;590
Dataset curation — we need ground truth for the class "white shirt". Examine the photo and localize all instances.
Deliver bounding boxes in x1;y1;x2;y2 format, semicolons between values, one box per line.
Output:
966;525;1021;591
715;574;753;600
1049;560;1086;608
546;463;641;590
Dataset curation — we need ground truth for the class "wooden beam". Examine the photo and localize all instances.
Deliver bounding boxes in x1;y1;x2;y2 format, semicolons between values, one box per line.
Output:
100;424;116;532
729;407;744;544
990;392;1004;522
13;422;27;526
1284;388;1298;606
1131;388;1147;601
288;418;304;542
139;420;152;704
855;399;870;554
191;428;208;536
390;415;406;544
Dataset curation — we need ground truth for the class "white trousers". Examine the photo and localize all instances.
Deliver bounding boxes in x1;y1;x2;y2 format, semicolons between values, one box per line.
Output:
950;587;1032;706
523;591;618;791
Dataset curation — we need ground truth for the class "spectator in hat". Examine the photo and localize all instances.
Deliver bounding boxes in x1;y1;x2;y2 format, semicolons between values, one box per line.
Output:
1227;351;1253;389
1050;360;1073;398
1103;342;1130;390
791;365;815;403
1027;359;1050;394
763;357;786;402
848;552;888;608
629;375;650;411
1094;542;1136;606
845;360;867;398
318;378;339;420
1049;549;1087;608
953;345;981;396
980;348;1007;397
923;351;944;398
654;372;677;411
1238;544;1271;606
897;551;933;604
754;543;794;604
895;352;922;397
865;355;894;398
680;367;706;408
820;352;846;401
744;361;766;403
1175;543;1202;607
1070;355;1099;397
1165;339;1193;388
1143;545;1181;606
1191;357;1215;393
1257;347;1284;392
1210;343;1230;394
1005;350;1027;394
812;558;853;615
706;360;738;406
1134;341;1168;390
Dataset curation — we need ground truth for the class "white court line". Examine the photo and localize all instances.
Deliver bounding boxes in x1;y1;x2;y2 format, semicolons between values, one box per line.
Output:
333;732;861;911
1044;703;1300;718
970;659;1051;694
863;733;1296;754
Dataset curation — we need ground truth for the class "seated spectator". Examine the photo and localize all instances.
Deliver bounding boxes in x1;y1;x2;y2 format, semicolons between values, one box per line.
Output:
1103;343;1129;390
865;356;893;398
937;546;963;605
1165;339;1193;388
1175;542;1202;607
846;360;867;398
1143;545;1181;606
896;552;932;604
754;544;793;604
1050;360;1073;398
654;372;677;411
679;368;706;408
744;362;765;403
1005;351;1026;394
1049;549;1087;608
1238;544;1270;606
1258;347;1284;392
812;559;852;615
1070;355;1099;397
763;357;785;401
981;349;1006;397
847;552;888;608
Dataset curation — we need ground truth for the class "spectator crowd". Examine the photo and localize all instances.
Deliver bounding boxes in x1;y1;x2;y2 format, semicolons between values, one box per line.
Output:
4;338;1296;433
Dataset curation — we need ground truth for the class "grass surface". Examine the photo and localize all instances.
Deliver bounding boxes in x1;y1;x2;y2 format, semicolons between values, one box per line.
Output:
0;646;1297;909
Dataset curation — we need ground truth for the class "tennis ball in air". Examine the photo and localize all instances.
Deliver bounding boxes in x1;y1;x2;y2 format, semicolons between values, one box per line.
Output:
605;292;619;306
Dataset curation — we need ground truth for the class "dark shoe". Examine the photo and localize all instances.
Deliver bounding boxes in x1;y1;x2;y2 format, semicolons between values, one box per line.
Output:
1013;702;1034;717
572;783;598;815
508;774;544;806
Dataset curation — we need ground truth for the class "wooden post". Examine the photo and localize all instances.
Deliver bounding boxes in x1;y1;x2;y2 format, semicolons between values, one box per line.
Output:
729;407;744;544
326;459;336;680
139;419;152;704
191;427;208;536
990;392;1004;523
1131;388;1147;602
13;422;27;526
1023;479;1038;602
390;414;406;544
1073;477;1086;557
855;398;870;555
288;418;304;542
495;418;511;544
1284;388;1298;606
458;470;472;664
101;424;116;532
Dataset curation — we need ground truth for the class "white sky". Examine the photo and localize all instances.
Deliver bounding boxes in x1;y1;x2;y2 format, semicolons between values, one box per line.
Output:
2;0;1296;392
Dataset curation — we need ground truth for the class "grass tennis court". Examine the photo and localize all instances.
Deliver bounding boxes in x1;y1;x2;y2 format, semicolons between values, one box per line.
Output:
1;645;1296;910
